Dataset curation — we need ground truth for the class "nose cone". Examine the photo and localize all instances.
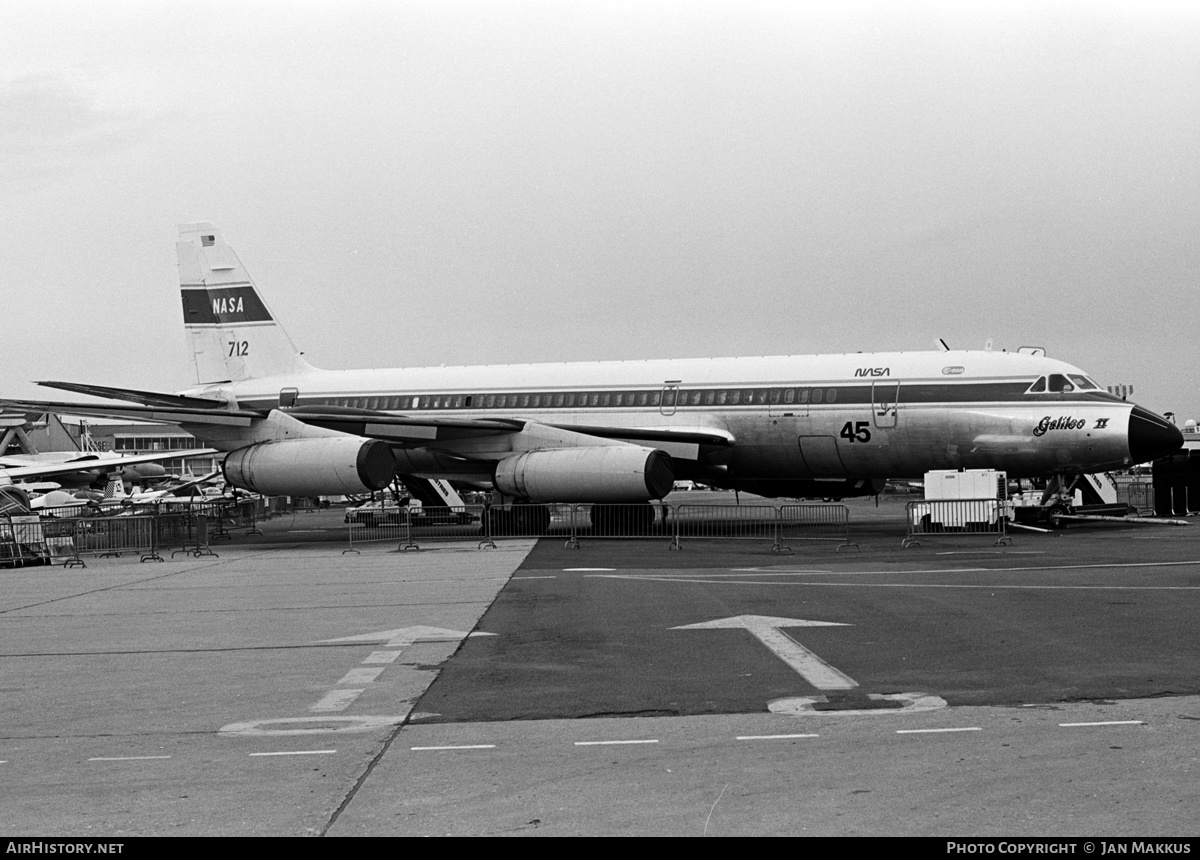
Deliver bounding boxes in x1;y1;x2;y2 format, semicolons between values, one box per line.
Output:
1128;405;1184;464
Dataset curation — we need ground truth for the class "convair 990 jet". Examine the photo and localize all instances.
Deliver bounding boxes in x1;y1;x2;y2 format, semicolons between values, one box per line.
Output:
2;223;1182;531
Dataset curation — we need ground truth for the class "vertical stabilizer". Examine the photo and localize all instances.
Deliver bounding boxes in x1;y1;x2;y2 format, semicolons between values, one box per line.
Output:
177;223;316;384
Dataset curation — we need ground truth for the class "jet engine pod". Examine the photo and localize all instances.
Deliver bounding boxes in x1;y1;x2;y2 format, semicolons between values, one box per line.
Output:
223;438;395;497
493;446;674;503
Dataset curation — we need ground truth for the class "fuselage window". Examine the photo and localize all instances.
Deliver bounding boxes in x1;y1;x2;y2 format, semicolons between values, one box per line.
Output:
689;391;702;406
798;389;809;404
637;392;649;406
650;391;662;406
613;392;624;407
463;396;471;408
729;390;741;405
768;389;781;404
484;394;494;408
755;390;768;404
716;390;727;405
704;390;715;405
812;389;823;404
661;390;674;407
826;388;837;403
783;388;795;404
495;394;507;408
589;393;601;407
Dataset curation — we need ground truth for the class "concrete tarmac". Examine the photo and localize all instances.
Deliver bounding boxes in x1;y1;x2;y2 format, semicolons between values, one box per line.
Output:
1;500;1198;837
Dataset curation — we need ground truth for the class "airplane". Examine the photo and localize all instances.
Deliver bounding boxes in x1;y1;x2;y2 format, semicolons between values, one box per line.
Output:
0;222;1183;532
0;451;171;489
0;449;219;515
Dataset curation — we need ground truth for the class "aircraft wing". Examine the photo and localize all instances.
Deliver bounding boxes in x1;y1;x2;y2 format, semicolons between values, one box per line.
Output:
285;406;526;443
36;381;232;409
0;449;221;482
5;394;736;459
1;398;262;427
285;407;734;454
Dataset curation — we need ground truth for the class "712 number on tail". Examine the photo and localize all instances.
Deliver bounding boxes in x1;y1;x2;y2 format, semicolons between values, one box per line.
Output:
840;421;871;443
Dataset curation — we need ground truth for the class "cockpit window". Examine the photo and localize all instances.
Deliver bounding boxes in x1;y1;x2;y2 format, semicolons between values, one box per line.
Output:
1047;374;1074;393
1068;374;1099;390
1026;376;1047;393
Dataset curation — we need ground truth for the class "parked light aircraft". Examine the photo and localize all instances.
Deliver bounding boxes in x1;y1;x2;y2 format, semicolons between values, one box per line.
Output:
0;452;169;489
1;223;1182;531
0;449;219;515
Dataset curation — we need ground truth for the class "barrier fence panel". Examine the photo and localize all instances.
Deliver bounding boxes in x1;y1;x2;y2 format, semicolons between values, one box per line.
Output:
1121;481;1155;516
1;515;51;568
346;505;496;552
673;504;781;550
344;512;408;553
70;515;157;560
903;499;1011;547
778;504;857;551
407;505;488;550
564;503;672;548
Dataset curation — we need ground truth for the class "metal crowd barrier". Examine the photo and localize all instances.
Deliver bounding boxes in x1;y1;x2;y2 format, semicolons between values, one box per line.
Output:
564;503;671;548
1119;481;1155;516
342;502;857;553
902;499;1011;548
0;515;52;568
345;505;494;552
779;504;858;551
69;515;158;561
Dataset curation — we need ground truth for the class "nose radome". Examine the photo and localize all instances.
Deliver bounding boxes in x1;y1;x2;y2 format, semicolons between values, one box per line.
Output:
1128;405;1184;464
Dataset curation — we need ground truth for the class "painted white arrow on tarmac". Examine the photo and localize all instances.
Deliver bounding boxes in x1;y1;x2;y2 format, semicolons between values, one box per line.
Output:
321;626;496;647
671;615;857;691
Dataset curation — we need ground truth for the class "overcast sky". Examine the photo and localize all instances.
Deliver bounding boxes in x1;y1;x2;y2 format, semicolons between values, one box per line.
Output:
3;1;1198;420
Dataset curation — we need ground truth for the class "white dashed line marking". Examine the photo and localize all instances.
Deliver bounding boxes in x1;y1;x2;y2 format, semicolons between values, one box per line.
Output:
736;733;820;741
895;727;982;734
249;750;337;757
411;744;497;751
362;650;402;664
310;689;366;712
574;739;659;746
1059;720;1145;727
563;568;615;571
88;756;172;761
338;667;385;685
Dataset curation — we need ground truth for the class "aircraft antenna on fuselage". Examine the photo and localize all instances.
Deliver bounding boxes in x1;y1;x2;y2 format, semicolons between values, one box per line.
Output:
177;222;316;385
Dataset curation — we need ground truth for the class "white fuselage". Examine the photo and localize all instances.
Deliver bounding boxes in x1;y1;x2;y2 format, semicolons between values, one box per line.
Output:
182;349;1142;489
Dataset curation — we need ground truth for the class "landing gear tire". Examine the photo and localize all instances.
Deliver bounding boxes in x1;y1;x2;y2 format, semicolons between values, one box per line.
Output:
1046;502;1069;529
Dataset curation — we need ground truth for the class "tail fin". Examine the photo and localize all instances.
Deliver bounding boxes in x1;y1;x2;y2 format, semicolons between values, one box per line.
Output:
177;223;317;384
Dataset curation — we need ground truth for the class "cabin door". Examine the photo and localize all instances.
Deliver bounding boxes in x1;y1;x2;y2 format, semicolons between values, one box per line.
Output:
872;381;900;429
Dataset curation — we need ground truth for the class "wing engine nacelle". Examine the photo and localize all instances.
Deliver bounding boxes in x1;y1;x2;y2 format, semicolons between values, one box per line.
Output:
493;446;674;503
223;438;396;497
